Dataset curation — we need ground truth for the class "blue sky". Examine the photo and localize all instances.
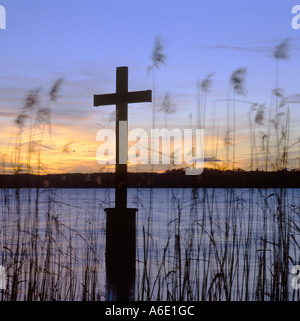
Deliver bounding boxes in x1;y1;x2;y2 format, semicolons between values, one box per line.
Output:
1;0;300;173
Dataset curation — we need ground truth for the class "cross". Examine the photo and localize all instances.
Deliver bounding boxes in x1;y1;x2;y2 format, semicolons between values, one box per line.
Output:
94;67;151;300
94;66;152;208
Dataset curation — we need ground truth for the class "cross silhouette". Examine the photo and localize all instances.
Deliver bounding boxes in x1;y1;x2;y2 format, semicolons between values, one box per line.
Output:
94;66;152;208
94;67;152;300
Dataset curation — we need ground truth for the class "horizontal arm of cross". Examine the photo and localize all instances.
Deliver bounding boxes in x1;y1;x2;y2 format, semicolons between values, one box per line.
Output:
94;90;152;107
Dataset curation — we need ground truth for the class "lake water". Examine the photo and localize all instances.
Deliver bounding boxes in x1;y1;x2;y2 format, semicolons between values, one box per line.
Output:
0;188;299;301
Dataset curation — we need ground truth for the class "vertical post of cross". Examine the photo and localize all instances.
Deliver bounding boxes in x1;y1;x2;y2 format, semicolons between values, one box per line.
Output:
116;67;128;209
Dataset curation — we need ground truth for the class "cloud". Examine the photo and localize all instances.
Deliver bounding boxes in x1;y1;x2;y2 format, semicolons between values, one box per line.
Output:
204;157;222;163
191;38;300;58
191;44;270;55
0;112;18;118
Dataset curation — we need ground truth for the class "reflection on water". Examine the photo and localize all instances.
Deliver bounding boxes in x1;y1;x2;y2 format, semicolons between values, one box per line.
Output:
0;188;299;301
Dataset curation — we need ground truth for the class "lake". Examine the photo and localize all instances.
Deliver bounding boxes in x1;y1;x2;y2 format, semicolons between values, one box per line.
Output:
0;188;299;301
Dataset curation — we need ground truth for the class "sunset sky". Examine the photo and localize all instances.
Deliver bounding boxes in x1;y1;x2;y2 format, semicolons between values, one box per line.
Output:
1;0;300;174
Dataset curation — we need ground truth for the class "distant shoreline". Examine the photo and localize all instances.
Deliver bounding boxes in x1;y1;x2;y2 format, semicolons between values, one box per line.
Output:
1;169;300;188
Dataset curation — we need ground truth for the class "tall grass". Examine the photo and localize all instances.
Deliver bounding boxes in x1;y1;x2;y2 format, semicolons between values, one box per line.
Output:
136;187;300;301
0;185;299;301
230;68;247;170
0;187;107;301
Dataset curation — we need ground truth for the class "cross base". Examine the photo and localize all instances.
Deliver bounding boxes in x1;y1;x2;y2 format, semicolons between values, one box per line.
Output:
105;207;137;260
105;207;137;301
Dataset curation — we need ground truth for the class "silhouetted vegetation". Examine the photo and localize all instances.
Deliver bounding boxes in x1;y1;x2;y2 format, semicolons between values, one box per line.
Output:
1;168;300;189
